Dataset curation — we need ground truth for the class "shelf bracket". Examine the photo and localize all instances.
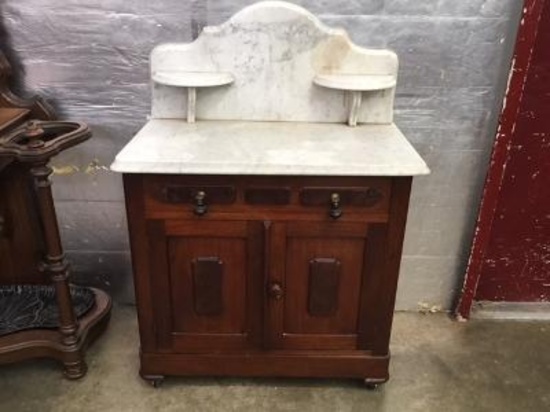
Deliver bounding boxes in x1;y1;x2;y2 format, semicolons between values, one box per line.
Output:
187;87;197;123
348;91;362;127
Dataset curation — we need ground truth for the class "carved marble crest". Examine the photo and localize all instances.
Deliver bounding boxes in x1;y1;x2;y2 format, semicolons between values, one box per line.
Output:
151;1;398;126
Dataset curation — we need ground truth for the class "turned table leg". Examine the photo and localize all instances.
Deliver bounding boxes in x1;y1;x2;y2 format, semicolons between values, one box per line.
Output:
31;162;87;379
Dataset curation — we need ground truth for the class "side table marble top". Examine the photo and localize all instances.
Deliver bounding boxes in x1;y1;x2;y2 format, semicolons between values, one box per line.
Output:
111;119;429;176
112;1;429;178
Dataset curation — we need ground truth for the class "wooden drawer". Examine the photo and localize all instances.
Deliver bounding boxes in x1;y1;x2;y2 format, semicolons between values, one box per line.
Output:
141;175;392;222
162;185;236;205
300;187;385;207
243;187;292;205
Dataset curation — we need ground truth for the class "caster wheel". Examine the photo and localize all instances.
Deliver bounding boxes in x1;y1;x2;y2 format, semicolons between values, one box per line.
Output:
363;379;385;390
150;378;163;388
143;375;165;388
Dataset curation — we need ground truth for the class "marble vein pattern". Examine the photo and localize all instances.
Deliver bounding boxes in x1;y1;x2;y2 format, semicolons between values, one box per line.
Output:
151;1;398;124
0;285;95;336
111;120;430;176
113;2;428;178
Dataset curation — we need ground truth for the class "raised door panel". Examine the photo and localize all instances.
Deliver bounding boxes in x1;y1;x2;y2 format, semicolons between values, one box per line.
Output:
266;222;368;350
148;220;263;353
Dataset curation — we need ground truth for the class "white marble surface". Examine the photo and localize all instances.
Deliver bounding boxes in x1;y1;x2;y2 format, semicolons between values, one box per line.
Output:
152;71;235;87
151;1;398;124
313;74;396;91
113;3;427;178
111;120;430;176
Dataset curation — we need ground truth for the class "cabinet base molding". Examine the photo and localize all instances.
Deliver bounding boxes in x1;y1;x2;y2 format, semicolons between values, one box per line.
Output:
140;352;390;381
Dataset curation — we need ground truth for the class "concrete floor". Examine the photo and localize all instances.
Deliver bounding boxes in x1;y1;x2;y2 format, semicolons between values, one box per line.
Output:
1;306;549;412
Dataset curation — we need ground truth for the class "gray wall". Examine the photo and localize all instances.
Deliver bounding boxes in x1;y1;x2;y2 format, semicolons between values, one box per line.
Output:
1;0;522;310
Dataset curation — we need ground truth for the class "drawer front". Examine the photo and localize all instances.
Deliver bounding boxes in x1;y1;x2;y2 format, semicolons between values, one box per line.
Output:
300;187;385;208
142;175;392;222
244;187;292;205
160;185;235;205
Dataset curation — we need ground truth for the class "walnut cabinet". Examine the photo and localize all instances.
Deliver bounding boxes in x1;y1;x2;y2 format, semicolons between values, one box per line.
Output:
124;174;412;387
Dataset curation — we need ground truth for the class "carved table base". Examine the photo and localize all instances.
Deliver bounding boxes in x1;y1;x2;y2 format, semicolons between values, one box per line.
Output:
0;285;95;336
0;288;111;379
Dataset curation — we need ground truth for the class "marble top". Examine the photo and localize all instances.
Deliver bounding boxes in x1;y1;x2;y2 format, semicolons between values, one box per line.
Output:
111;120;430;176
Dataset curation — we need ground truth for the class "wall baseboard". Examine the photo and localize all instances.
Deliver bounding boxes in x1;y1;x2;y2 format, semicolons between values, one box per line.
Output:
472;301;550;321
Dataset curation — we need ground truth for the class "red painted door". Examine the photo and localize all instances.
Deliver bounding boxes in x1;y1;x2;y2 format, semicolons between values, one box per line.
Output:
457;0;550;317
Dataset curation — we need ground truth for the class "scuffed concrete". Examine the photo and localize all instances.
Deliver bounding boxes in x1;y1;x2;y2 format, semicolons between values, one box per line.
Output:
0;306;548;412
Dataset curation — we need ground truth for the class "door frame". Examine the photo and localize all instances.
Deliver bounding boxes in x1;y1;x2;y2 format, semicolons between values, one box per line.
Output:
456;0;547;319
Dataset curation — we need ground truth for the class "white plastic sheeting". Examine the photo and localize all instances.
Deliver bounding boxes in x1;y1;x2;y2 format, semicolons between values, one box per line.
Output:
1;0;523;309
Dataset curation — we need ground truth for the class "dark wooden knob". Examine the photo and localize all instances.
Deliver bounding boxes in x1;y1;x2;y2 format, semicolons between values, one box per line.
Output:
329;192;343;220
194;191;208;216
267;282;284;300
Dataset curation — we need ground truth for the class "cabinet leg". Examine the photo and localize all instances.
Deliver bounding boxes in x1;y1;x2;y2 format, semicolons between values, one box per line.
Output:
142;375;165;388
363;378;386;390
63;359;88;380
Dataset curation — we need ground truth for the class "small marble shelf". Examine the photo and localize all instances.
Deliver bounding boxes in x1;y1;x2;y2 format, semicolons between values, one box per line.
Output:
313;74;396;91
314;74;396;127
152;71;235;87
152;71;235;123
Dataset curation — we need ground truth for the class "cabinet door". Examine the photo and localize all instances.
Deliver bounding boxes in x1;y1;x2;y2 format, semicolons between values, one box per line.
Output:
147;220;263;353
266;222;371;351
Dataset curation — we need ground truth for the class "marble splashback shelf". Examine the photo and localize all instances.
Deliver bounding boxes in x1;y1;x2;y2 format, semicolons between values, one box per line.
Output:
313;74;397;126
152;71;235;123
152;71;235;88
150;1;398;125
313;74;397;92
